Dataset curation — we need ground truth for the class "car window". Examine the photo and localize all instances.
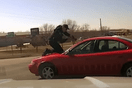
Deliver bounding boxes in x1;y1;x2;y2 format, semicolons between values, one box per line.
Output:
97;40;128;52
99;40;105;50
120;42;127;49
67;40;95;55
109;41;118;49
109;40;128;50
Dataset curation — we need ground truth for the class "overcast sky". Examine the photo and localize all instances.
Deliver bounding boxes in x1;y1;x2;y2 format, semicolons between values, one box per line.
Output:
0;0;132;32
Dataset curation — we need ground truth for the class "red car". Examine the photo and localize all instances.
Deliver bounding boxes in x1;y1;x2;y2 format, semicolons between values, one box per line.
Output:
28;36;132;79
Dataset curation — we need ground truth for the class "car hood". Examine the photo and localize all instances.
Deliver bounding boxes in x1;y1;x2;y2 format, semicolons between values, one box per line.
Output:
0;77;132;88
30;53;63;64
45;53;62;57
41;53;63;60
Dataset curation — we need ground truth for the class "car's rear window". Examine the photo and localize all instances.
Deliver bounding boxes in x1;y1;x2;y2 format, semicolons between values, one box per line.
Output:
118;37;132;43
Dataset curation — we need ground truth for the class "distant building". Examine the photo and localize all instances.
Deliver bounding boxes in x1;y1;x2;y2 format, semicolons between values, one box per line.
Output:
105;29;131;36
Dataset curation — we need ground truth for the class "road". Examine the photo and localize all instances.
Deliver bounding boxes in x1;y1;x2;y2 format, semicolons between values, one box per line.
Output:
0;57;132;88
0;56;39;80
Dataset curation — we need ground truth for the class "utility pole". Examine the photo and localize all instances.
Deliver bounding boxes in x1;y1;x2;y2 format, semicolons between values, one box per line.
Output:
100;18;103;35
100;18;102;31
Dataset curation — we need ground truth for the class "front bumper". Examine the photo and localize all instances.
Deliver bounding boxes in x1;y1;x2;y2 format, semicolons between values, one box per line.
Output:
28;63;39;76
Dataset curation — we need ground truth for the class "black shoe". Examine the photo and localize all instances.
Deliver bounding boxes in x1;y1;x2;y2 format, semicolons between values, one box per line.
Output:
42;48;51;56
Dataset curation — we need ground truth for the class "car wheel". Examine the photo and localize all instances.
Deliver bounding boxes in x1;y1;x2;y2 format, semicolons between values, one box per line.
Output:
123;64;132;77
40;66;55;79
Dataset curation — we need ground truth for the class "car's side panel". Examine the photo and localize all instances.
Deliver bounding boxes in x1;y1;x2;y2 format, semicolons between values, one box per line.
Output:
49;54;88;75
52;38;132;76
85;49;132;75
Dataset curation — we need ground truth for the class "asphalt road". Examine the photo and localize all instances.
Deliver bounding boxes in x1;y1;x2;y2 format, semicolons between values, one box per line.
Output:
0;56;40;80
0;56;129;80
0;56;85;80
0;57;132;88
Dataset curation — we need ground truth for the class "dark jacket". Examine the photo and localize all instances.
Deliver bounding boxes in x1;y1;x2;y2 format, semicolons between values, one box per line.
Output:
49;25;70;43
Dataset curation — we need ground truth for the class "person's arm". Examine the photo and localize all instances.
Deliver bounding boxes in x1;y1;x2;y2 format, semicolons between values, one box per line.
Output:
63;32;70;37
64;32;77;40
70;35;77;44
70;35;77;41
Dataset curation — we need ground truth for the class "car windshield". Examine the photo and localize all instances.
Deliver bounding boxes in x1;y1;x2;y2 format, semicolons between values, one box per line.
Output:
63;47;72;54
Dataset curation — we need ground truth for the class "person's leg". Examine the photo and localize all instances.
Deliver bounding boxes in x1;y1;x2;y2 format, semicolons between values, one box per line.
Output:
49;41;64;53
42;48;52;56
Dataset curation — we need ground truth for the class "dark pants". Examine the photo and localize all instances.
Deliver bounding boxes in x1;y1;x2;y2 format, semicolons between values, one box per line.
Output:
49;40;64;53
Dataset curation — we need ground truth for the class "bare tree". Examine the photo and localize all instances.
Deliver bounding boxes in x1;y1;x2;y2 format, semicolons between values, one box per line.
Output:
75;25;81;32
80;24;89;32
39;26;44;34
41;24;55;34
48;24;55;34
91;28;97;31
43;23;48;34
100;26;110;35
62;19;78;32
102;26;110;31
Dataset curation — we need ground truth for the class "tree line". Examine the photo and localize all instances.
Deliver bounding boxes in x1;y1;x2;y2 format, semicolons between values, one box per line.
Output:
39;19;110;34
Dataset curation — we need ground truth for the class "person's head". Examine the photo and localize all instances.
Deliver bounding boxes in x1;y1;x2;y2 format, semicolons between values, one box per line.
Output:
62;24;69;32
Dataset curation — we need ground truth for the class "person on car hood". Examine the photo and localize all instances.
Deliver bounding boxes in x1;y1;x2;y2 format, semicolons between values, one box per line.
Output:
42;24;76;56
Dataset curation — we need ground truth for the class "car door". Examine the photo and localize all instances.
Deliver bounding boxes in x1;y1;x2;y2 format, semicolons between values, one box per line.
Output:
63;40;96;75
57;39;128;76
84;39;128;75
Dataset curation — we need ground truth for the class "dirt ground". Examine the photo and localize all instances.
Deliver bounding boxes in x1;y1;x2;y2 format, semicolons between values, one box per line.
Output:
0;35;132;59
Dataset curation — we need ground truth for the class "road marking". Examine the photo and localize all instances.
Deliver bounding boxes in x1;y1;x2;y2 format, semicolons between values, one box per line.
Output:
17;86;34;88
85;77;110;88
0;79;12;85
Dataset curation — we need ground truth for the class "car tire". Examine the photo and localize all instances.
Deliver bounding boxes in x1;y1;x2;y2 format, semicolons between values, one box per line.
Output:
123;64;132;77
39;65;56;79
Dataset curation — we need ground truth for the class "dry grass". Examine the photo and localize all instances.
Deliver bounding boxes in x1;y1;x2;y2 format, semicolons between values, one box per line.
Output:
1;34;132;59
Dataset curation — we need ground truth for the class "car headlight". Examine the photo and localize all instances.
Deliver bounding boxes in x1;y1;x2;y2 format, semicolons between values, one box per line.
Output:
31;61;35;65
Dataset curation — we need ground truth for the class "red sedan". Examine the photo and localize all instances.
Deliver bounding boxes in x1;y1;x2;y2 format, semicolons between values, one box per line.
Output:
28;36;132;79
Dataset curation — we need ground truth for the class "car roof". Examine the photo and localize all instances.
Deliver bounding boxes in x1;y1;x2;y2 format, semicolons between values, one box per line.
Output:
72;36;121;48
73;35;132;47
83;36;121;41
